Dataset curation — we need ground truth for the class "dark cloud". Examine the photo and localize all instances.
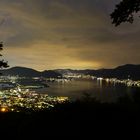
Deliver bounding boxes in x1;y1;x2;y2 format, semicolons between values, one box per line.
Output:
0;0;139;70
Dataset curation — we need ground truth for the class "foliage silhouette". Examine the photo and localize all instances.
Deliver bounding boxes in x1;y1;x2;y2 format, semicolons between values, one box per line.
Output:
111;0;140;26
0;42;9;70
0;92;140;137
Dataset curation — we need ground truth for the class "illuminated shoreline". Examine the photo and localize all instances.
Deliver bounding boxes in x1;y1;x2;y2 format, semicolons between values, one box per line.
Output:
0;85;68;112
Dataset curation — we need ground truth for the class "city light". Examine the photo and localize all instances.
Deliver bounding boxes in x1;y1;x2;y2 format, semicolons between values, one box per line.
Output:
97;77;103;80
0;74;140;113
1;107;7;112
0;84;69;112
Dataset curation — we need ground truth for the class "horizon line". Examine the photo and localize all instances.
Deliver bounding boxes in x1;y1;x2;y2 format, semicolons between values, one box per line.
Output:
1;63;140;72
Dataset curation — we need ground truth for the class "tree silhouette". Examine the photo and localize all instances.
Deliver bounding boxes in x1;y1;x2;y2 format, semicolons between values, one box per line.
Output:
0;42;9;70
111;0;140;26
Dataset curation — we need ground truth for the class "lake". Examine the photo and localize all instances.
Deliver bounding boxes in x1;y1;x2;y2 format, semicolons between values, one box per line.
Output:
35;78;139;103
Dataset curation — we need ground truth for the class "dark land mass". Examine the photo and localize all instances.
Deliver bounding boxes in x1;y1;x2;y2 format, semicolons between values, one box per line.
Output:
0;64;140;80
55;64;140;80
0;64;139;138
0;66;62;78
0;90;140;138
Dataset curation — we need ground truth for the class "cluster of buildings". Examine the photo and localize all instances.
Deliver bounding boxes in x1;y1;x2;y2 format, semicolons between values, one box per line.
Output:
63;73;140;88
0;74;139;112
104;78;140;87
96;77;140;87
0;85;68;112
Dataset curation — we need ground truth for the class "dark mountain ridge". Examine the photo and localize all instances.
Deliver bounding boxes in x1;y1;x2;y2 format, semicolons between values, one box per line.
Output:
0;64;139;80
55;64;140;80
0;66;62;78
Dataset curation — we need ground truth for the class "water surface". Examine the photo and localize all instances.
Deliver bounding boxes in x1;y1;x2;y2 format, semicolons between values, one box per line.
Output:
35;79;139;103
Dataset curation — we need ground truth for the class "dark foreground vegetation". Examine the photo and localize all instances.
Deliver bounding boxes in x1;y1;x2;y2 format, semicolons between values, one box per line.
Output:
0;91;140;138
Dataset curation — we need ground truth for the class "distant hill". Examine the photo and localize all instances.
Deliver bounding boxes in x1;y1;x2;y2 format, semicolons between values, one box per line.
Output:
111;64;140;80
41;70;62;78
55;64;140;80
0;66;62;78
0;64;139;80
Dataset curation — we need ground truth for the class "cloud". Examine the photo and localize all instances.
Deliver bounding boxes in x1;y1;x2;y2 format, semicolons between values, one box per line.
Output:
0;0;139;70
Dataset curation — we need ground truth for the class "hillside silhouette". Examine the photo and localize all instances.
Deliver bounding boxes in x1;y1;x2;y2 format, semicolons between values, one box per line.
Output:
1;64;139;80
55;64;140;80
0;91;140;138
0;66;62;78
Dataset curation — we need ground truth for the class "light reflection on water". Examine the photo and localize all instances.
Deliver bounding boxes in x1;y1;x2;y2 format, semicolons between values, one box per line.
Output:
35;79;139;103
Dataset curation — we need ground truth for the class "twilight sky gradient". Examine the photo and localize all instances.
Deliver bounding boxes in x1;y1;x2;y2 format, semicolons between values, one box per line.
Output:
0;0;140;71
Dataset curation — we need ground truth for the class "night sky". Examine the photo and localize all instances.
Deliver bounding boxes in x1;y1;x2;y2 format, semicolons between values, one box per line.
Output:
0;0;140;71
